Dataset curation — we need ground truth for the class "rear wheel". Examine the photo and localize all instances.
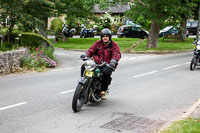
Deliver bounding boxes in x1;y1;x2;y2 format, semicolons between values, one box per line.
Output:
122;35;126;38
72;83;85;112
91;33;94;38
143;35;148;39
190;56;197;71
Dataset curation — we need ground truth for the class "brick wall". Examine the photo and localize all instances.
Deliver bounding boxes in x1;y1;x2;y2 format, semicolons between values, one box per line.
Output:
0;48;27;75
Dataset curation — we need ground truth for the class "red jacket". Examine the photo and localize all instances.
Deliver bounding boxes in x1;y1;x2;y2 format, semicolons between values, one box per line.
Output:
86;40;121;65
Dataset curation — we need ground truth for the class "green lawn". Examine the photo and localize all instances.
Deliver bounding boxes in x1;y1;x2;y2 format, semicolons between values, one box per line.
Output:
161;118;200;133
134;38;194;53
53;38;140;51
52;37;195;53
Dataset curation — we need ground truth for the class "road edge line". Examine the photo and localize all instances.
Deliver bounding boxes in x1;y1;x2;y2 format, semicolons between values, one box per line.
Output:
159;97;200;132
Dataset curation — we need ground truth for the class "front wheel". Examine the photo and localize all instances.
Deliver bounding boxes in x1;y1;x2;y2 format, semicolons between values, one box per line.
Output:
190;56;197;71
72;83;85;112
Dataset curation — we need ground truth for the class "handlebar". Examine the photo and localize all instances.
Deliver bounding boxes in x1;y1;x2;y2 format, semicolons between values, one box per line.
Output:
81;56;90;61
96;62;115;71
81;57;115;71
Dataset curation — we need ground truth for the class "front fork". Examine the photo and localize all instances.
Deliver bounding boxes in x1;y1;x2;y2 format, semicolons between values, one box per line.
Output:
192;50;200;65
78;76;93;104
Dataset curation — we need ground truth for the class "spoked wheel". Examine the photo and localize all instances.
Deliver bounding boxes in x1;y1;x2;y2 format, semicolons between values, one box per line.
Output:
72;83;85;112
90;90;101;102
190;56;197;71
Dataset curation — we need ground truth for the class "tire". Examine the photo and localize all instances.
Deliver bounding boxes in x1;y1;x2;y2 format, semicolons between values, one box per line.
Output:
80;35;83;38
72;83;85;112
122;35;126;38
190;56;197;71
143;35;148;39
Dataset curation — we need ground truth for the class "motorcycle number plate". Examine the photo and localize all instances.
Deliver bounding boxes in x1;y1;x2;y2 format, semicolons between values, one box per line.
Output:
85;70;94;77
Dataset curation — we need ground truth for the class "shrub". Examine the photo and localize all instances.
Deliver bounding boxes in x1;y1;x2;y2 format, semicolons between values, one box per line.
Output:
0;41;19;52
21;46;56;72
51;18;64;35
20;32;54;51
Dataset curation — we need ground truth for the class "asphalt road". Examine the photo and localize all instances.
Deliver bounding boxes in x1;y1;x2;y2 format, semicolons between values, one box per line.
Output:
1;49;200;133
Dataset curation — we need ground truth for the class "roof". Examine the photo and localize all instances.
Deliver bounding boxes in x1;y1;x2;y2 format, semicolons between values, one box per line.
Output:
93;4;130;14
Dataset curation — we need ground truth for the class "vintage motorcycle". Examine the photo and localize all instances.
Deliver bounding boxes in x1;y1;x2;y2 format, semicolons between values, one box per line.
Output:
62;24;76;38
190;38;200;71
80;25;98;38
72;57;114;112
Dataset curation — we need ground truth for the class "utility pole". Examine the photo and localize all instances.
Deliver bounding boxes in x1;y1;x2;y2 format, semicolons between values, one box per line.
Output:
196;2;200;39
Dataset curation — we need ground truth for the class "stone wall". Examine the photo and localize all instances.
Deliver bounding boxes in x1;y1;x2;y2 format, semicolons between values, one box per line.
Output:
0;48;27;75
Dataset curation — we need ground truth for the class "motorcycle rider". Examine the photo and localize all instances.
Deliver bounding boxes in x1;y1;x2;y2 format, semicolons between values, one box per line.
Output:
80;28;121;100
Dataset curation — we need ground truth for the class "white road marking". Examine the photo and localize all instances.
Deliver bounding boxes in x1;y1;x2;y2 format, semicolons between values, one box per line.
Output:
133;71;158;78
163;64;181;70
185;62;190;64
59;89;75;94
51;66;80;72
0;102;27;111
120;55;160;62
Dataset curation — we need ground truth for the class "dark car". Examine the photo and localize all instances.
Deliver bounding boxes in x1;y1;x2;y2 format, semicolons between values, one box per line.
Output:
159;26;189;37
117;25;148;39
187;20;199;35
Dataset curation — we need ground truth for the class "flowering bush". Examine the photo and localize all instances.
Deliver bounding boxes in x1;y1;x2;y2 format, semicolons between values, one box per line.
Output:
21;46;56;72
99;12;112;29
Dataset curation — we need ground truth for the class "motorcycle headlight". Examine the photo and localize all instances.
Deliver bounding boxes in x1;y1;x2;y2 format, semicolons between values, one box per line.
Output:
197;45;200;50
85;60;96;71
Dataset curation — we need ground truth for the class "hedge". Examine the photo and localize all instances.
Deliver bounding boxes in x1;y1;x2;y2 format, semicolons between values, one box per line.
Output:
51;18;63;34
20;32;54;50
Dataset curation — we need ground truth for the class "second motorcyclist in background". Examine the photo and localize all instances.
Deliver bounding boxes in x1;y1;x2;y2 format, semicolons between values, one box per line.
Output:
80;28;121;100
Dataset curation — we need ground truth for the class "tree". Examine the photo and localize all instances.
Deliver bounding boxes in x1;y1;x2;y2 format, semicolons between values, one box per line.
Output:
175;0;198;40
21;0;56;37
55;0;98;25
0;0;24;42
127;0;182;48
0;0;56;42
103;0;199;48
196;2;200;39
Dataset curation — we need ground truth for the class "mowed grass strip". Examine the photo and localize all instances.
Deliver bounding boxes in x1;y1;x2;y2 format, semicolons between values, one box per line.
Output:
52;37;194;53
161;118;200;133
134;38;194;52
53;38;140;51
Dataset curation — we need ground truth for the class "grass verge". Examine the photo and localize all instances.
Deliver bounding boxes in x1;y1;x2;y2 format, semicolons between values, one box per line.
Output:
52;38;140;52
133;38;194;53
52;37;194;53
161;118;200;133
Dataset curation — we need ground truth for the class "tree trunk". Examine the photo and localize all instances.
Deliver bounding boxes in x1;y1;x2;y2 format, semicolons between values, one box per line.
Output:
196;2;200;40
180;16;187;41
146;20;160;48
39;17;48;38
7;24;14;43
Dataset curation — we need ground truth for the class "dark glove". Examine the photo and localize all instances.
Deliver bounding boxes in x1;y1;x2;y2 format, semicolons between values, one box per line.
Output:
80;54;89;60
109;62;115;68
109;59;117;68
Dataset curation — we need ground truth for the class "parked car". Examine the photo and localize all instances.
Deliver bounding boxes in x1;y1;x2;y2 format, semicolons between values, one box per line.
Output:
187;20;199;35
117;25;148;39
159;26;189;37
